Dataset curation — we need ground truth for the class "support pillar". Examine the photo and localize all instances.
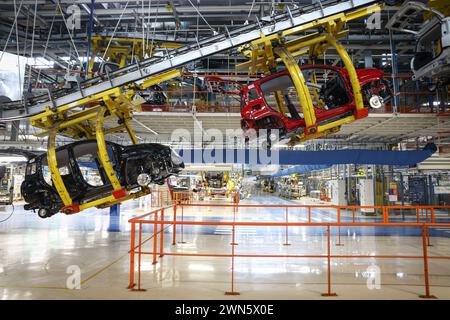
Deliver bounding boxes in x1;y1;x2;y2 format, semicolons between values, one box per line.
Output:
10;120;19;141
389;31;400;113
108;204;121;232
364;50;373;68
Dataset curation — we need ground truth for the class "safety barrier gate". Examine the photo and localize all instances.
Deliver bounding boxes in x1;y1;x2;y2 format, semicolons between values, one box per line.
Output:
127;200;450;298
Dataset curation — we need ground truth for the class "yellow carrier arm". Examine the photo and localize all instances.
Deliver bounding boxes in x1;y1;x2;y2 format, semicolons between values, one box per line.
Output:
39;69;181;214
236;4;383;145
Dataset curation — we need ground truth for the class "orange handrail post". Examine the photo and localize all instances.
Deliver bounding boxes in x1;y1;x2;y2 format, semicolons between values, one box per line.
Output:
426;209;432;247
337;207;341;224
352;207;355;223
283;207;290;246
225;221;240;296
231;202;238;245
136;222;145;291
128;221;136;289
322;224;337;297
382;207;388;223
308;207;311;223
152;211;158;265
160;208;165;257
180;204;186;244
427;226;432;247
172;205;177;245
420;225;437;299
336;207;343;246
150;191;153;207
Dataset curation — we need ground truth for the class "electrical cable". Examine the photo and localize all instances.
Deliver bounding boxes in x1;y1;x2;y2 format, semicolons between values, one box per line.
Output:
186;0;216;35
246;0;257;23
55;1;84;72
141;0;145;57
101;0;131;61
14;0;23;97
0;204;15;223
0;0;24;65
27;0;38;89
36;7;57;85
149;0;160;58
145;0;153;52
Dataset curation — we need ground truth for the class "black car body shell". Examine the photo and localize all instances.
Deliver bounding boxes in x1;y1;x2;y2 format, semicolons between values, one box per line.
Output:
21;140;184;217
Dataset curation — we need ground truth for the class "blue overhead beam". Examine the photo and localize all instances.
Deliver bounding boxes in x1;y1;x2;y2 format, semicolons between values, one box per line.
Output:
176;143;437;166
266;164;333;178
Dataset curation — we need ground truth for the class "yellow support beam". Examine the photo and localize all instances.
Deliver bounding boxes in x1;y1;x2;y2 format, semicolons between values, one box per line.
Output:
275;46;317;129
124;119;138;145
31;69;181;141
325;34;364;111
47;130;72;206
95;107;122;191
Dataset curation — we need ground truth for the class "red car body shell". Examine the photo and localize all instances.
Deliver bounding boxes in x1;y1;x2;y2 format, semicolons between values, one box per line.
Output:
240;64;385;136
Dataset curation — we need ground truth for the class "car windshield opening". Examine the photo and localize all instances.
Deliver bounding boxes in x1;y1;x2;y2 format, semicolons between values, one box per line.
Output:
72;142;108;187
303;68;350;109
414;22;443;71
259;69;350;117
260;74;303;120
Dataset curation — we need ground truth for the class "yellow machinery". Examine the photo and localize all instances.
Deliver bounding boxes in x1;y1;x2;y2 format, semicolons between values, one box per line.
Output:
262;179;275;193
224;172;235;196
237;3;384;146
30;68;181;214
200;171;233;197
200;171;210;195
88;36;182;77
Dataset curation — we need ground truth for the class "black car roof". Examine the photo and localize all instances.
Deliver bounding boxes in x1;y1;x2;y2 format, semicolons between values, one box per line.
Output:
30;140;122;162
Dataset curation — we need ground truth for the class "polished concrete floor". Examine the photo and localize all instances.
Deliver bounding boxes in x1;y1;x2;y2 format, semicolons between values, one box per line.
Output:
1;195;450;300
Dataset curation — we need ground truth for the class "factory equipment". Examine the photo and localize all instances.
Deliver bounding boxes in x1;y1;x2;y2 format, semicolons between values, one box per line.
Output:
359;179;375;214
327;179;348;206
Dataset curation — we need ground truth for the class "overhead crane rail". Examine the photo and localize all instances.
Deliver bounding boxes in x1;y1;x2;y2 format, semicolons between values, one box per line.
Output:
1;0;387;120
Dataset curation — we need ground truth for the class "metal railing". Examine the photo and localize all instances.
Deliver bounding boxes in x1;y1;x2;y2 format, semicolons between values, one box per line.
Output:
127;196;450;298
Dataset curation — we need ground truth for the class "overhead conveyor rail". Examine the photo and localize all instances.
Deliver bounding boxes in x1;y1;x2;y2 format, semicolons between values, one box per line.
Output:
1;0;385;119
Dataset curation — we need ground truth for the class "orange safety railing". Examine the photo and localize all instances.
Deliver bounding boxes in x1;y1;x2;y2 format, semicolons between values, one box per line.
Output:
128;203;450;298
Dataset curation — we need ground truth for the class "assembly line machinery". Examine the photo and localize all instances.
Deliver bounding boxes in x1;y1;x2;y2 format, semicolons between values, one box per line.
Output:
0;0;395;214
0;0;390;120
